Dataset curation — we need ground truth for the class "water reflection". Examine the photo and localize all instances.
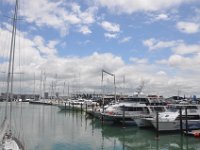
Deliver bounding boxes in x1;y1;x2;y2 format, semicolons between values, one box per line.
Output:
99;123;200;150
0;103;199;150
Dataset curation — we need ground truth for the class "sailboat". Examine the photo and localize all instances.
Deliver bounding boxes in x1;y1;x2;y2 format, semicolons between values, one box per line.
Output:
0;0;24;149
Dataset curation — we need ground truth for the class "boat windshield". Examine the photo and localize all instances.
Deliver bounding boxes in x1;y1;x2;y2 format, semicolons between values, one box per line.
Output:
119;106;143;111
167;107;178;112
150;107;165;112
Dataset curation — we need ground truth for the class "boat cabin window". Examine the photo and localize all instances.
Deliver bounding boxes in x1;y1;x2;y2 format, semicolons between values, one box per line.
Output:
176;115;200;120
122;98;149;103
153;107;165;112
119;106;143;111
167;106;178;112
187;106;198;109
143;107;150;114
78;100;84;102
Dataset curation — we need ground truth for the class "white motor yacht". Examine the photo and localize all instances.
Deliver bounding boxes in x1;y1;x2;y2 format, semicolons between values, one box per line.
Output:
101;96;157;124
57;98;98;111
148;104;200;131
134;105;167;127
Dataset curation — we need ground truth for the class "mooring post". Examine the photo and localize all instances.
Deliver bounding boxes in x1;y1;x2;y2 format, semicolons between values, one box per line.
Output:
179;108;183;135
123;105;125;128
185;107;188;135
81;103;83;114
69;102;71;110
65;102;66;110
156;111;159;139
101;104;104;125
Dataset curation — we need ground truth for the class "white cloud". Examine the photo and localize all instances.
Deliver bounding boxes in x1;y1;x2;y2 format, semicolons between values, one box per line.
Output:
119;36;132;43
144;38;200;56
129;57;148;64
168;54;185;67
176;21;200;34
104;33;118;39
101;21;120;33
172;43;200;55
158;53;200;72
78;26;92;35
143;38;180;50
154;13;169;21
48;40;59;49
33;36;57;56
97;0;197;14
156;71;167;76
6;0;97;36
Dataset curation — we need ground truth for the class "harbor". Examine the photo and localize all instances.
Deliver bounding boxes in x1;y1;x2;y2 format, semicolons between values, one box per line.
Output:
0;101;200;150
1;0;200;149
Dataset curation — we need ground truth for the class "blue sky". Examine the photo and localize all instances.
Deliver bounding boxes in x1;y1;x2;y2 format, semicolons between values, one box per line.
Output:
0;0;200;97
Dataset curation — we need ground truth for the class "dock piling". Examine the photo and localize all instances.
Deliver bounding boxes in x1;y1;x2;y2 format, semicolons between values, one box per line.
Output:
81;103;83;114
101;105;104;125
86;103;88;113
185;107;188;135
179;108;183;135
156;111;159;140
122;105;125;128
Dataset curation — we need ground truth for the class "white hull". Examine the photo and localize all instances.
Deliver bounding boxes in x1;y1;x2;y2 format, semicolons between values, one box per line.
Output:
102;113;136;125
87;110;102;118
135;118;153;128
2;137;23;150
151;120;200;131
57;104;71;110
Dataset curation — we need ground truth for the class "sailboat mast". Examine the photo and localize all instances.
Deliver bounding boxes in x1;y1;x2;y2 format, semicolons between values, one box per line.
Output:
10;0;19;134
33;72;35;100
5;0;19;119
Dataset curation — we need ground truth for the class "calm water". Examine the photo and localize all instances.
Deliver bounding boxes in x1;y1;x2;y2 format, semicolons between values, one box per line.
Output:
0;102;200;150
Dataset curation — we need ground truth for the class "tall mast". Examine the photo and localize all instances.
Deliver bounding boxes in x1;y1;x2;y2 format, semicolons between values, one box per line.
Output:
5;0;19;120
33;72;35;100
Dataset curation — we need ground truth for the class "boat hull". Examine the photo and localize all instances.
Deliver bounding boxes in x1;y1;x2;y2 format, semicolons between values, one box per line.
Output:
135;118;153;128
101;113;136;125
3;137;24;150
57;104;71;110
151;120;200;131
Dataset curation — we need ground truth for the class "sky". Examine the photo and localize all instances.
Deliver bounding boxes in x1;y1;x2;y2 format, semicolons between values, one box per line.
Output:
0;0;200;97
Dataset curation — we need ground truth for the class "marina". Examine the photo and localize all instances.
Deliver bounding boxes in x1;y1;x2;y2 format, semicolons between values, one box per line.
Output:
1;0;200;149
0;102;200;150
